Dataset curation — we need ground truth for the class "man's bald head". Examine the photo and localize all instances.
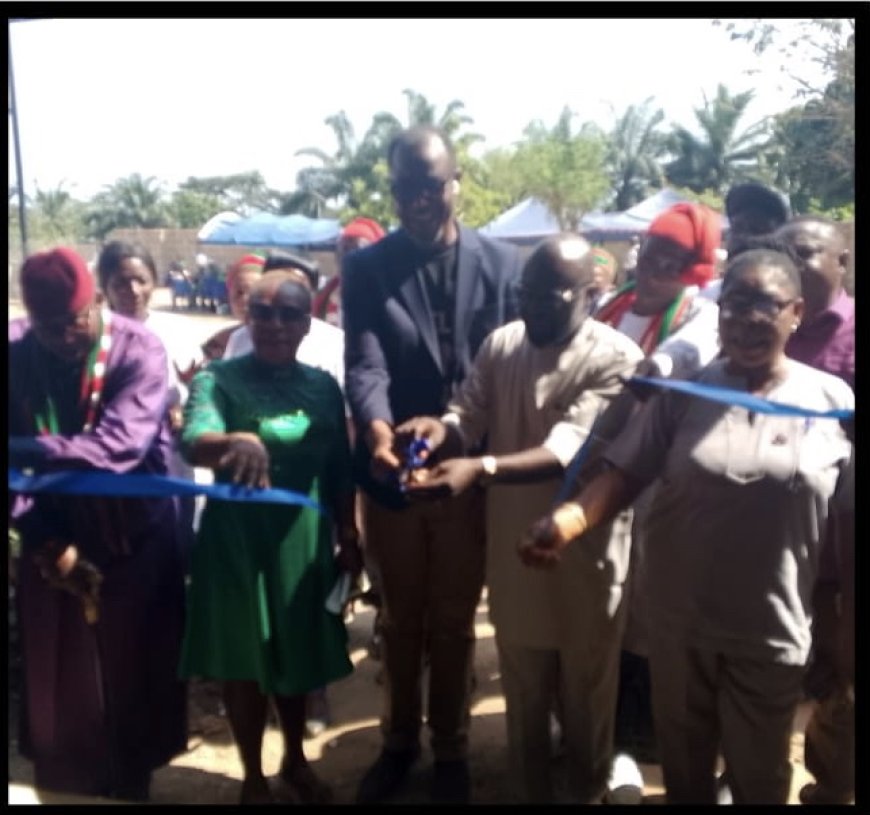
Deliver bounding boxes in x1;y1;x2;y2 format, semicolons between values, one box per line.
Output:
523;234;595;290
519;234;595;348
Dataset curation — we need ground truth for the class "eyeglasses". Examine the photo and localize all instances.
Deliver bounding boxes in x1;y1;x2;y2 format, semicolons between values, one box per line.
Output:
389;177;450;203
518;284;583;308
719;296;796;322
248;302;308;324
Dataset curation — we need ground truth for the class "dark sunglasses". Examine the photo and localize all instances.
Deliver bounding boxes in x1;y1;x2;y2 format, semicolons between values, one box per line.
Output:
248;302;308;324
389;177;450;202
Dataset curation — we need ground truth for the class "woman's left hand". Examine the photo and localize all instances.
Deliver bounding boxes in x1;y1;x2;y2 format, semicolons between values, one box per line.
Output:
219;432;271;489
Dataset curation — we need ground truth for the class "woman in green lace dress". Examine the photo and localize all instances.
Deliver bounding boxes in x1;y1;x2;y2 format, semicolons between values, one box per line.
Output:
179;271;362;804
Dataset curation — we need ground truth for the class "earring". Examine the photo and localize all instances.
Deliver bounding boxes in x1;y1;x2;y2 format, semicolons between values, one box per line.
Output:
791;323;800;333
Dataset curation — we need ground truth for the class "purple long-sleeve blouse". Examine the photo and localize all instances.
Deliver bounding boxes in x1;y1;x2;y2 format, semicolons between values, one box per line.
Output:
8;313;177;563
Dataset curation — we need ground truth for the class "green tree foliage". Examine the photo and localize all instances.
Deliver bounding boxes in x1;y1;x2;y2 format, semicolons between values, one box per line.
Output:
289;92;486;226
766;102;853;214
168;188;224;228
85;173;169;240
511;108;609;231
665;84;772;195
176;171;281;216
288;110;396;220
715;18;854;213
454;147;527;229
401;90;485;154
29;183;87;244
606;98;668;211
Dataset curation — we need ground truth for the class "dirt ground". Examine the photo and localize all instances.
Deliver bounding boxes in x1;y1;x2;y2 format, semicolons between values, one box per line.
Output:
7;593;817;806
7;293;817;805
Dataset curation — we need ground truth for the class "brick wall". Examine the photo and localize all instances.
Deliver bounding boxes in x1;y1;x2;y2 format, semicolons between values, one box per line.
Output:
8;228;339;299
7;222;855;300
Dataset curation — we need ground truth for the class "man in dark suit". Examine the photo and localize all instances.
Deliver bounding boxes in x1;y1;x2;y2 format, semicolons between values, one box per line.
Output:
343;126;522;804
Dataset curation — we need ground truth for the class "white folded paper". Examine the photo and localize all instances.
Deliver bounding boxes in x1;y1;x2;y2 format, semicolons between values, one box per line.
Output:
325;572;352;615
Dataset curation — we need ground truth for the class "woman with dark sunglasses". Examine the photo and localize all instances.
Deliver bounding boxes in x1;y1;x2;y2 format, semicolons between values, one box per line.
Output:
179;271;362;804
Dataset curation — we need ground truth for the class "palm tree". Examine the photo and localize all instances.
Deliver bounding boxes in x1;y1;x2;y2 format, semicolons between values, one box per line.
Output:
32;182;83;242
289;111;389;217
665;84;772;194
401;89;483;151
85;173;169;240
294;112;357;196
278;168;339;219
288;93;484;221
606;98;668;211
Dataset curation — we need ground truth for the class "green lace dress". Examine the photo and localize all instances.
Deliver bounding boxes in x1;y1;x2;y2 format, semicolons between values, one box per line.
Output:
178;355;353;695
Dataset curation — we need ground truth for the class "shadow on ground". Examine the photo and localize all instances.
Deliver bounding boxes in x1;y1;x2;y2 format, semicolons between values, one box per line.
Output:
8;586;814;805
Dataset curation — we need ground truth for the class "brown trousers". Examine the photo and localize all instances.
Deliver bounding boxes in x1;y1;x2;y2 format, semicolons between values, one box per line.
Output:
362;489;486;761
648;634;804;805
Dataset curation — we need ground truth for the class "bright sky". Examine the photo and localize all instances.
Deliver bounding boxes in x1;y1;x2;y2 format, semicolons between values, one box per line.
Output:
8;16;833;201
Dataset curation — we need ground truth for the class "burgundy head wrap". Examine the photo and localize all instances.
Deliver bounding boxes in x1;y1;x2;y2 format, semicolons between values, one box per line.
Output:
20;247;96;317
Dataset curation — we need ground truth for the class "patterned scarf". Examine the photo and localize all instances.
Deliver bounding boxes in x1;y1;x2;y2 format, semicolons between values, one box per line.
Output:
594;280;693;355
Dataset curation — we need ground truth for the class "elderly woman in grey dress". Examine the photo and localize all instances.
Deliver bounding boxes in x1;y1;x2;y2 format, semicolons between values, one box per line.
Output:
520;248;853;804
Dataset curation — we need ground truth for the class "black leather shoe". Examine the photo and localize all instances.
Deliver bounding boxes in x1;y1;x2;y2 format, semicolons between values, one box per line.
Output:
355;748;420;804
431;760;470;805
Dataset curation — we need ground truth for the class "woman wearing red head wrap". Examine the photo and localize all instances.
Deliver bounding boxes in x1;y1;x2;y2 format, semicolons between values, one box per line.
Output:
312;217;386;326
596;203;721;359
201;253;266;360
589;203;724;800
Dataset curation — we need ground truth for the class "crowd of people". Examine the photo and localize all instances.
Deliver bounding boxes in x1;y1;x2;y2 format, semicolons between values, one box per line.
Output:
8;125;854;806
166;254;229;314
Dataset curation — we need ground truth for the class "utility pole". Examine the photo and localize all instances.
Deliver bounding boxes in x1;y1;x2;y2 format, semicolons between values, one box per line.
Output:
9;24;29;262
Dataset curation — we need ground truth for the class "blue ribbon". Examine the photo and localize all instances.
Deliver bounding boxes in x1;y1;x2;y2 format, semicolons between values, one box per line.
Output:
628;375;854;420
554;374;853;505
7;469;326;516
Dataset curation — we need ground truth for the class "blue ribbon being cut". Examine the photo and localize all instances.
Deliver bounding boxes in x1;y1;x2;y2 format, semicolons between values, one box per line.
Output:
7;469;326;516
554;374;854;505
626;375;854;420
9;377;852;514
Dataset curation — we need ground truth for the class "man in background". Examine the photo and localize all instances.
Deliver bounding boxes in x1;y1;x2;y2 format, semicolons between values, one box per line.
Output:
777;215;854;389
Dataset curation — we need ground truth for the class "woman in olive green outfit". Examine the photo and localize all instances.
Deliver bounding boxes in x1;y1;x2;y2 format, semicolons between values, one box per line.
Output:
180;271;362;804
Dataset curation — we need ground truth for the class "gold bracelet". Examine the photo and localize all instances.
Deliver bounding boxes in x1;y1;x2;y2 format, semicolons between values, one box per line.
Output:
553;502;588;541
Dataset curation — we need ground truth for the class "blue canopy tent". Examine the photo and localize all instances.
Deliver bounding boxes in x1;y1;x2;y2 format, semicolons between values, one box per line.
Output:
197;211;342;250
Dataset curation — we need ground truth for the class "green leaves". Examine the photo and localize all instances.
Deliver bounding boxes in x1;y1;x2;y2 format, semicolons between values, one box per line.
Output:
512;108;609;231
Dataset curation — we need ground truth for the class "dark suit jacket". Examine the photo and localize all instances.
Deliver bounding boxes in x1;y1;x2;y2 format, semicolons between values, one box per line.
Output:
342;224;522;507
